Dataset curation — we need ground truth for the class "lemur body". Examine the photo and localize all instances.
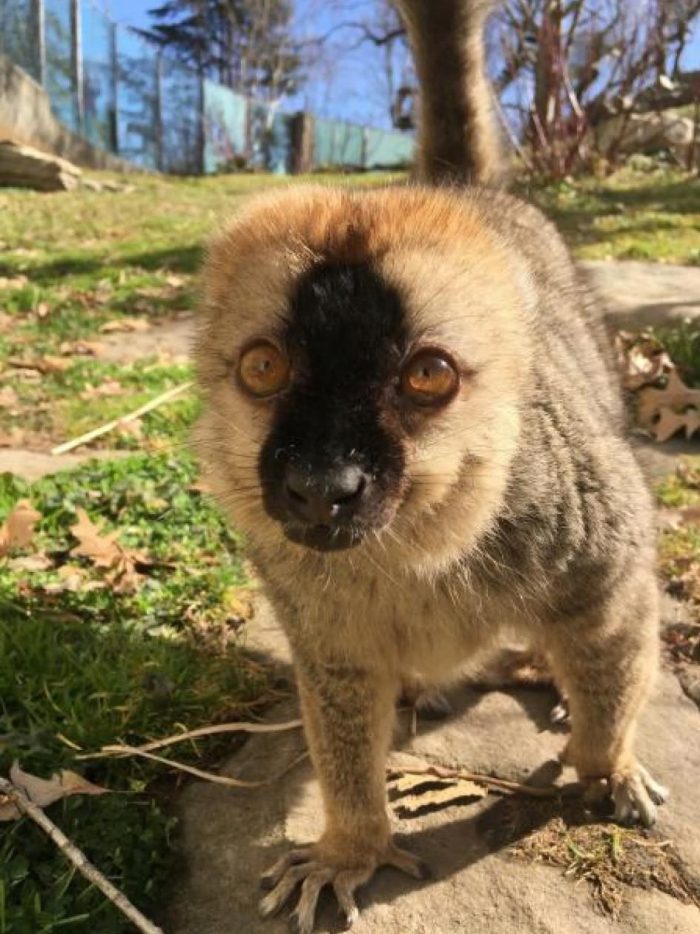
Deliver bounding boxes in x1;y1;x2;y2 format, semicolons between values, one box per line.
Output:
194;3;666;932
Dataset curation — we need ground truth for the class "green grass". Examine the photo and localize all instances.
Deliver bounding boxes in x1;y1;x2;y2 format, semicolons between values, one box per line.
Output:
0;453;267;932
524;165;700;265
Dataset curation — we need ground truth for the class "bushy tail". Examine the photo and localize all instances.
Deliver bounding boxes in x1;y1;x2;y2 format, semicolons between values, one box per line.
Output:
396;0;504;186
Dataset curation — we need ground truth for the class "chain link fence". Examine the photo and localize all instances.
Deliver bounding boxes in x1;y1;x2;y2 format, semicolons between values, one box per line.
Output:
0;0;414;174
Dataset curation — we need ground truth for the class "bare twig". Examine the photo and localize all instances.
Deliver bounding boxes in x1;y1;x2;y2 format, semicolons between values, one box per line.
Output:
51;382;193;456
94;744;308;788
387;763;563;799
0;777;163;934
77;718;303;760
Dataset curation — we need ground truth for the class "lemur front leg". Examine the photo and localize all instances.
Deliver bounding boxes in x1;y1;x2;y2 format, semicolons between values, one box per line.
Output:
260;657;426;933
547;578;668;827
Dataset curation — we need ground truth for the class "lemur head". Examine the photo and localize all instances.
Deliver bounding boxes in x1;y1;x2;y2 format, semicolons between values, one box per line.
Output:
195;186;533;573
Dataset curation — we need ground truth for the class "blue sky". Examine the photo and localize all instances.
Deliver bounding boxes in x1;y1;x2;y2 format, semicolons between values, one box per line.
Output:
104;0;403;128
102;1;699;131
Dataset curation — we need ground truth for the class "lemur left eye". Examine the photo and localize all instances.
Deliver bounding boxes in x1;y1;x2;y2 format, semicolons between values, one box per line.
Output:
401;350;459;406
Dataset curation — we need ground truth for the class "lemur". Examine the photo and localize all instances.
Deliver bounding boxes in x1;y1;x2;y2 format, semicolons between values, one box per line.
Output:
193;2;667;931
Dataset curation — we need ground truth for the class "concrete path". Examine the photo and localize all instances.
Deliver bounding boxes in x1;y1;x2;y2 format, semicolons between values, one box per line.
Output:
582;261;700;331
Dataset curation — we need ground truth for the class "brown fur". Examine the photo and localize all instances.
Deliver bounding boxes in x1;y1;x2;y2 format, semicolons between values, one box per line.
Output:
193;5;665;931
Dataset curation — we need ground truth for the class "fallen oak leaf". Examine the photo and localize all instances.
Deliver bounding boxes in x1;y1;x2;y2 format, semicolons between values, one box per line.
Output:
0;762;108;821
69;508;150;592
70;508;122;568
0;500;41;557
637;368;700;434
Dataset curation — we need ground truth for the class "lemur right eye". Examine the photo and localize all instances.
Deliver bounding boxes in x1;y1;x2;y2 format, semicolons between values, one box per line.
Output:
238;341;290;397
401;349;459;407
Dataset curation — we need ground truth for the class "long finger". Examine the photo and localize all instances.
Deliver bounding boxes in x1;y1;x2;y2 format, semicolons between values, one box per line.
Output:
260;846;314;890
259;862;318;917
292;869;333;934
333;867;372;930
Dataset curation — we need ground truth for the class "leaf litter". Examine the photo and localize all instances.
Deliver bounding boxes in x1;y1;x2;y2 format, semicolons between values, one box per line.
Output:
0;762;108;822
69;507;151;593
616;330;700;441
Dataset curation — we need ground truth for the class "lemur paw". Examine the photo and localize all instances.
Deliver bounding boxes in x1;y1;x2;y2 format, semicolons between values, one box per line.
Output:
259;840;427;933
581;763;669;828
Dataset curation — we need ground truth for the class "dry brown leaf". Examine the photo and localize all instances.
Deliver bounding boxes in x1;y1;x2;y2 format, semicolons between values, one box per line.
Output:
100;317;150;334
69;508;148;592
70;508;122;568
0;311;14;333
0;763;108;821
637;369;700;441
0;500;41;557
388;774;487;817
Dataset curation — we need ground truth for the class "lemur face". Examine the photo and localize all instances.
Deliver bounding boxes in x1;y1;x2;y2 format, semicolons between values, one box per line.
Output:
254;262;469;551
195;186;532;569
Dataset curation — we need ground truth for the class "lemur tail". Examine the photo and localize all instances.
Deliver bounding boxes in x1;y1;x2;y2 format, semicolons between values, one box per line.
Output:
395;0;505;186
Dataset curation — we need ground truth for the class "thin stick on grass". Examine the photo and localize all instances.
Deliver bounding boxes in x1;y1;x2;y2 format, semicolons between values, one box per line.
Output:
76;718;302;760
0;777;163;934
51;381;193;456
95;744;309;788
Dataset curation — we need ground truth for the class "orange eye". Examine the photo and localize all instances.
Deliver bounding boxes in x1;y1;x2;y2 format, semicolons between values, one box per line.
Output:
401;350;459;406
238;341;290;397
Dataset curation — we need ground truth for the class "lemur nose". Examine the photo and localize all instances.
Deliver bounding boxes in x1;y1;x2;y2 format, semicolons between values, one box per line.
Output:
284;464;368;525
